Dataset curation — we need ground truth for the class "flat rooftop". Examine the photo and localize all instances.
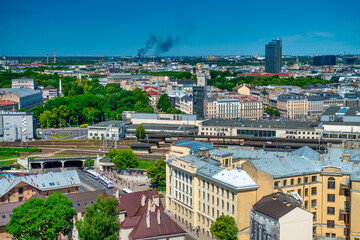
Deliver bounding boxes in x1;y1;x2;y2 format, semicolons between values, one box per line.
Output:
201;118;319;130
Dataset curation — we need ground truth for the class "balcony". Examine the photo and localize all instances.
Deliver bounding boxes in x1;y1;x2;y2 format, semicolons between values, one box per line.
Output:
340;183;350;189
339;208;350;214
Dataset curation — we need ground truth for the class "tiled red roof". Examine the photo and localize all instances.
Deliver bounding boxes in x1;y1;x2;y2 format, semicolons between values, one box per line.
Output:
147;90;158;96
129;210;186;240
117;188;159;216
0;100;18;106
119;189;186;240
143;86;158;90
120;216;141;228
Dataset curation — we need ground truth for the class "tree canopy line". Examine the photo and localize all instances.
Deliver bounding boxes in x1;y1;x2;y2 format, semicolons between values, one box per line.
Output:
1;69;333;127
10;76;152;128
208;70;334;92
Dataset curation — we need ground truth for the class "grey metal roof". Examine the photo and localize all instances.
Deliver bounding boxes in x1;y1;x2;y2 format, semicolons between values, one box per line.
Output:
278;94;307;102
209;145;360;179
0;170;81;198
322;107;360;117
0;88;41;97
172;139;214;154
90;120;130;128
201;118;318;130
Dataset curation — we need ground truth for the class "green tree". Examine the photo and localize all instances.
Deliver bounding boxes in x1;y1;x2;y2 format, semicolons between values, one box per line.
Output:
85;156;94;167
135;124;146;139
109;149;138;170
76;194;120;240
265;107;280;118
273;109;280;117
39;110;52;128
210;215;238;240
147;159;166;186
6;192;76;240
157;94;171;111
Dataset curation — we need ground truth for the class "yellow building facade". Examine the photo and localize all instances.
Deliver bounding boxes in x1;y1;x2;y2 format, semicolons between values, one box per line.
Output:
165;141;259;239
165;139;360;240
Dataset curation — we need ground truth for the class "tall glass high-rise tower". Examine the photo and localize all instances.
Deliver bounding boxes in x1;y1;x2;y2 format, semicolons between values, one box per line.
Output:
265;39;282;73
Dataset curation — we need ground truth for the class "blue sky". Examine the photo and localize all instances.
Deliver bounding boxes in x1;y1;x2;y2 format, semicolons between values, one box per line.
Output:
0;0;359;56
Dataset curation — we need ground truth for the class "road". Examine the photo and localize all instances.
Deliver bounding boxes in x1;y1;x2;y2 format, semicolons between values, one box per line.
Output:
37;128;88;140
76;169;114;196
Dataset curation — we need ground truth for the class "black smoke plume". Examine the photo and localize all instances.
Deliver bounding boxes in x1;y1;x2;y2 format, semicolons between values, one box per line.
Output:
137;34;180;57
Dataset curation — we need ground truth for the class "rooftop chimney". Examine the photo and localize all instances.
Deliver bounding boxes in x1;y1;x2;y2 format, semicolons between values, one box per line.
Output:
147;199;151;212
141;194;146;207
150;202;156;212
153;195;159;207
157;209;161;224
146;212;150;228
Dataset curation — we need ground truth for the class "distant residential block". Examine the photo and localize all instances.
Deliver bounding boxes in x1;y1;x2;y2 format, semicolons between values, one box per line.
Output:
0;100;18;112
11;76;38;89
0;88;42;110
42;85;58;101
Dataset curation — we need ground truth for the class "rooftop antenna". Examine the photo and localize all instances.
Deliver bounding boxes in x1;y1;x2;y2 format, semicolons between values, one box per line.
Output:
54;50;56;64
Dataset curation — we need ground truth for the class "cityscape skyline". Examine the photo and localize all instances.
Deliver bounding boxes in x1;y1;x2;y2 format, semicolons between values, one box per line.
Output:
1;0;359;56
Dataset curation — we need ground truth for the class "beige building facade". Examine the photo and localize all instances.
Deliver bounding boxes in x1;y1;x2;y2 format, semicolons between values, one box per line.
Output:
165;140;360;240
165;141;259;239
277;94;308;119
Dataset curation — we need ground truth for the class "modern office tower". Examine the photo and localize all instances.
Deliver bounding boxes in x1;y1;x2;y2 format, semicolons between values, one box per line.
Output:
193;86;206;120
313;55;336;66
343;56;358;65
265;39;282;73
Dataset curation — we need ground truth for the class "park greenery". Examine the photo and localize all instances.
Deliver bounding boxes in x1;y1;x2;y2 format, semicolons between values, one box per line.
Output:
135;124;146;139
208;70;334;91
6;192;76;240
210;215;238;240
108;149;138;170
76;194;120;240
264;107;280;117
84;156;94;167
36;84;153;128
157;94;182;114
147;159;166;186
0;71;153;127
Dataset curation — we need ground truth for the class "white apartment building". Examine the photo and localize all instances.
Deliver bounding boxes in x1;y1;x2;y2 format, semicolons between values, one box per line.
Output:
217;99;239;119
179;95;193;114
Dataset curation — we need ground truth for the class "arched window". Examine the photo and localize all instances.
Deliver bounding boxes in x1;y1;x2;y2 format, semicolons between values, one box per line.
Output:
328;177;335;189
